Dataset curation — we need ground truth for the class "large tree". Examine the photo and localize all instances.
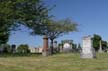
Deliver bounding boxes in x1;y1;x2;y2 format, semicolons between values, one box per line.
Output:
0;0;49;44
31;19;78;54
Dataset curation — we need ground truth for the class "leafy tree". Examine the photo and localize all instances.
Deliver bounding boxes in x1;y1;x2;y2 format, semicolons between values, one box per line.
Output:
72;43;77;52
92;34;102;51
17;44;30;53
102;40;107;51
77;44;82;52
31;19;78;54
0;0;49;45
0;30;10;45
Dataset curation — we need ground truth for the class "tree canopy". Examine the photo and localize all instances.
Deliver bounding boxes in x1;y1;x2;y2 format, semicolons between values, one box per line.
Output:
92;34;102;51
31;18;78;39
0;0;49;44
92;34;108;52
30;18;78;54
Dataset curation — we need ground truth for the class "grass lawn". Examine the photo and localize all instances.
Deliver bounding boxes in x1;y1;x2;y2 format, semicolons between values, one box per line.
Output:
0;53;108;71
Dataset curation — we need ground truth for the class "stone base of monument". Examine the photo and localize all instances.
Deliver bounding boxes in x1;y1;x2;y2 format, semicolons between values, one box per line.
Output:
80;53;96;58
98;49;103;53
63;48;72;53
42;48;51;56
80;48;96;58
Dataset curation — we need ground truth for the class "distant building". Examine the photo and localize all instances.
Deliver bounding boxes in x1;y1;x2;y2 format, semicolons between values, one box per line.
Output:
29;47;43;53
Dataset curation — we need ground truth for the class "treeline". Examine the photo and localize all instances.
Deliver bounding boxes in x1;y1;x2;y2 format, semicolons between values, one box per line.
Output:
0;44;30;54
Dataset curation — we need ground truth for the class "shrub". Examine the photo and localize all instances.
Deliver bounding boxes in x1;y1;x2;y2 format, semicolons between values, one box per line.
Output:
17;44;30;54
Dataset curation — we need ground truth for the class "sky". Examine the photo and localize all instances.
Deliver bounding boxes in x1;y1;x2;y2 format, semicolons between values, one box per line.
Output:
8;0;108;47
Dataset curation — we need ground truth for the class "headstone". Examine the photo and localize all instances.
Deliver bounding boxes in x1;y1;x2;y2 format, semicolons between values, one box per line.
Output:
98;40;103;53
11;44;16;53
59;44;63;52
63;42;72;53
53;41;58;53
81;36;96;58
42;35;51;56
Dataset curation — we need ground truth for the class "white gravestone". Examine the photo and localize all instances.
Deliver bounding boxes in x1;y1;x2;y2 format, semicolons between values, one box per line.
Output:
63;43;71;48
81;36;96;58
63;43;72;53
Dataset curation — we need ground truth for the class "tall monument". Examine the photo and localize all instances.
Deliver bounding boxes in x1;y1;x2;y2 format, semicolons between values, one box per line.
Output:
42;35;50;56
81;36;96;58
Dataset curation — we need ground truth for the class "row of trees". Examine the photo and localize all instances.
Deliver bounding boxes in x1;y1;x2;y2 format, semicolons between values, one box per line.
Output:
0;44;30;54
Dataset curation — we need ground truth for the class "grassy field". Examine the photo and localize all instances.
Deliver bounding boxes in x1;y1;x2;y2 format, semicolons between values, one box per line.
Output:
0;53;108;71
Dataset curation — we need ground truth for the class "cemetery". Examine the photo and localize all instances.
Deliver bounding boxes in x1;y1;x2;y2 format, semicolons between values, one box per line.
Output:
1;0;108;71
0;35;108;71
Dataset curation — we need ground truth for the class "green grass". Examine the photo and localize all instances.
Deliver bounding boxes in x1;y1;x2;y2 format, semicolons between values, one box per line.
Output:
0;53;108;71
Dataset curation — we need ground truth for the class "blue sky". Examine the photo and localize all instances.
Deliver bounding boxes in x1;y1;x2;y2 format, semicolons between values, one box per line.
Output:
8;0;108;47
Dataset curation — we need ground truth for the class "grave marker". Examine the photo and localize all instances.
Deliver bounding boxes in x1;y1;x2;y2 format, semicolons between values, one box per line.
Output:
81;36;96;58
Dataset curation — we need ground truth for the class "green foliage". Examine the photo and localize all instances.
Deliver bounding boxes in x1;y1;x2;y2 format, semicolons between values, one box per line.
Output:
102;40;107;51
102;41;107;47
32;18;78;40
61;40;73;45
0;0;49;44
78;44;81;49
0;0;48;28
77;44;82;52
17;44;30;53
72;43;77;51
30;18;78;54
0;44;11;53
0;31;9;45
92;34;102;51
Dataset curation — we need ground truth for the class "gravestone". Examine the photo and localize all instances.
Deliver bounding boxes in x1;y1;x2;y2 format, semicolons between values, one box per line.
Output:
98;40;103;53
63;42;72;53
81;36;96;58
59;44;63;52
53;41;59;53
42;35;51;56
11;44;16;53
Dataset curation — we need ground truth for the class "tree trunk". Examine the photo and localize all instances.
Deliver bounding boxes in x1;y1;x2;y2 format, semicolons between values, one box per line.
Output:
50;39;54;54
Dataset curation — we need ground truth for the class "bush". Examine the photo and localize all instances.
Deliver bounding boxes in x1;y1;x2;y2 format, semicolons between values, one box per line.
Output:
0;44;11;53
17;44;30;54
